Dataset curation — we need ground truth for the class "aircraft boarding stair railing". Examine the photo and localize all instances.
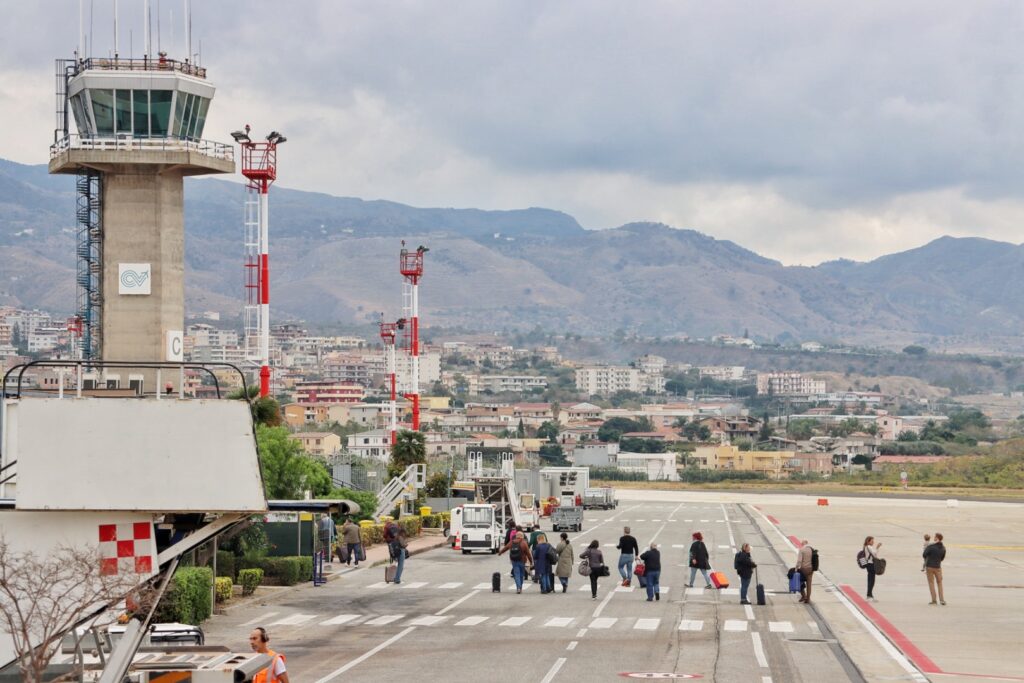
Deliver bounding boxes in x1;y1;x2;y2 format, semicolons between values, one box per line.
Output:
373;463;426;520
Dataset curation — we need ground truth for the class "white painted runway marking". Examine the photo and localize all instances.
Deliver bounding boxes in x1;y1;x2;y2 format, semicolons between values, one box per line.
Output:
365;615;404;626
721;588;739;596
499;616;531;627
634;618;660;630
615;585;635;593
566;641;578;651
473;582;491;590
652;519;662;522
576;628;588;637
242;612;277;626
724;619;748;632
408;615;448;626
807;621;821;634
751;632;769;668
314;627;415;682
602;543;616;547
679;619;704;631
589;617;617;629
672;544;688;548
401;581;428;589
668;519;677;522
437;582;463;589
686;587;705;596
270;613;316;626
455;616;488;626
435;590;479;615
769;621;794;633
321;614;360;626
744;604;755;620
368;582;389;588
540;657;567;683
762;677;773;683
544;617;574;627
700;519;709;523
684;519;693;522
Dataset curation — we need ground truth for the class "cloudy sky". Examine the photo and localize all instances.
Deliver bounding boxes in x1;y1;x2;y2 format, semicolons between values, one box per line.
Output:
3;1;1024;265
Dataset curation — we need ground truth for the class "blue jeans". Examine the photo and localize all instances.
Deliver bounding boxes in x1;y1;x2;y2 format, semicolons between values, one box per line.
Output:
347;543;361;565
393;547;406;583
618;554;635;580
645;570;661;600
689;567;711;586
511;561;526;590
740;574;751;602
540;572;552;593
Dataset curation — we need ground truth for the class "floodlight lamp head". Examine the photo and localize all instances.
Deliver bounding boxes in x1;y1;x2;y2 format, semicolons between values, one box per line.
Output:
275;135;287;144
231;130;251;143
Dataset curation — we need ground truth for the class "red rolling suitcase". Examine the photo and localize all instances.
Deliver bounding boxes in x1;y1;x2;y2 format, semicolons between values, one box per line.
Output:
710;571;730;589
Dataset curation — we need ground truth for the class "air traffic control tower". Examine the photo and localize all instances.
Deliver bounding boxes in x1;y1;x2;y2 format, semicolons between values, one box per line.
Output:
49;55;234;384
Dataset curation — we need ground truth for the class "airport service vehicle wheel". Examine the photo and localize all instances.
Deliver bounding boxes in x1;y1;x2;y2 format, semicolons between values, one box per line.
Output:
462;549;469;555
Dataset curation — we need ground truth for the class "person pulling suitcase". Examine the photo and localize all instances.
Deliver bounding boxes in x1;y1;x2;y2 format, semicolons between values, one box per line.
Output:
734;543;756;605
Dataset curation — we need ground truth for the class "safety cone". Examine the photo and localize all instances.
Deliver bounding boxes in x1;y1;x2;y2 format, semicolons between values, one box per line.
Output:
453;534;462;551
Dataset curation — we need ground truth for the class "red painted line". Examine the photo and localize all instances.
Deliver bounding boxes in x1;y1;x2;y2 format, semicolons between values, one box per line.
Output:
935;673;1024;682
765;515;780;525
788;535;803;548
841;585;941;674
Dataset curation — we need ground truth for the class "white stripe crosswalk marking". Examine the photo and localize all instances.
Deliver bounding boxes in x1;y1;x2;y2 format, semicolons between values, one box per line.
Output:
365;615;404;626
724;620;748;632
679;620;704;631
686;587;705;596
684;519;693;522
474;583;492;590
401;581;428;589
499;617;531;627
718;545;731;549
544;617;575;627
437;582;463;589
615;585;635;593
672;544;688;548
807;621;821;634
368;582;390;588
589;617;617;629
744;604;755;620
455;616;488;626
408;615;448;626
668;519;677;522
700;519;709;522
652;519;662;522
579;585;591;591
270;614;316;626
769;621;794;633
634;618;660;630
721;588;739;596
321;614;360;626
242;612;277;626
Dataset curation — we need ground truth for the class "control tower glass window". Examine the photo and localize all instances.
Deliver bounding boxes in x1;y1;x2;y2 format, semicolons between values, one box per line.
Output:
115;90;132;135
70;93;90;136
149;90;172;136
133;90;149;137
92;89;114;136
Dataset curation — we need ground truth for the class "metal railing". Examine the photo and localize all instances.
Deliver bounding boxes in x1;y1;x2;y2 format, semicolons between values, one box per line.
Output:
50;134;234;162
74;56;207;79
373;463;426;521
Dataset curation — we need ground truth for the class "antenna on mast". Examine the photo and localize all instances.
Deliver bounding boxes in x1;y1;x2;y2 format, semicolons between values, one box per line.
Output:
185;0;191;61
156;0;161;53
144;0;150;57
113;0;119;58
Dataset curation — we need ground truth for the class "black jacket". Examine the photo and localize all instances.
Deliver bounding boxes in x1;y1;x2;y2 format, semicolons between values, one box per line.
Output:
923;542;946;568
617;535;639;556
639;548;661;572
689;541;710;570
733;550;756;578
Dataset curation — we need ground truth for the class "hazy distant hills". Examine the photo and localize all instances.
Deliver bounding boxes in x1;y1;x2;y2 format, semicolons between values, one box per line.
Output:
2;157;1023;352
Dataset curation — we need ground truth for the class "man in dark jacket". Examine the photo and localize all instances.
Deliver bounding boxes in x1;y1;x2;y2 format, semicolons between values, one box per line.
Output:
923;532;947;605
734;543;757;605
617;527;640;587
639;543;661;601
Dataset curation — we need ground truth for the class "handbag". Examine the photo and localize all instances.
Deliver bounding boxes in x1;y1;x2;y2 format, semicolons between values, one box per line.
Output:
577;558;591;576
874;558;887;576
634;562;646;577
600;565;611;577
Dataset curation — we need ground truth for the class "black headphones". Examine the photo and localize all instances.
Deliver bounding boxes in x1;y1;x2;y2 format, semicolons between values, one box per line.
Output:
256;627;269;643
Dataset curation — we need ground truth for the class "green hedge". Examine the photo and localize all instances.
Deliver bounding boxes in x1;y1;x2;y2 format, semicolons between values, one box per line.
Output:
215;550;235;579
236;556;313;586
214;577;232;603
359;518;423;547
239;568;263;596
156;567;213;624
421;512;451;529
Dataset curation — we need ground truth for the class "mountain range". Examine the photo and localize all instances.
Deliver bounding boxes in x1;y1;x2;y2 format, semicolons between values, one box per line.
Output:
2;157;1023;353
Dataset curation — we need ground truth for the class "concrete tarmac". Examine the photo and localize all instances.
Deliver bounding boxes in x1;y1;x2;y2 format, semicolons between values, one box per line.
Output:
203;490;1023;682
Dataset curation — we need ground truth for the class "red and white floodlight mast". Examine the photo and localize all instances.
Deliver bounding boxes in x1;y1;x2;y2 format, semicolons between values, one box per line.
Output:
233;125;286;397
400;243;427;430
378;317;403;447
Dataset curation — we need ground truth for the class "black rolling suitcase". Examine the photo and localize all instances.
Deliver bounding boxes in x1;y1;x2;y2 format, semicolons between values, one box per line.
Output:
492;571;501;592
755;568;766;606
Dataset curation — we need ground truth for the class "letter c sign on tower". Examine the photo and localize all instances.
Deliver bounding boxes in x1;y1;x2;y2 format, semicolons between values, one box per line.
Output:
166;330;183;362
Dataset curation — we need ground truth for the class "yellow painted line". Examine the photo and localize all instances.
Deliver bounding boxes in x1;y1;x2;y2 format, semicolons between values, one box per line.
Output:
949;544;1024;551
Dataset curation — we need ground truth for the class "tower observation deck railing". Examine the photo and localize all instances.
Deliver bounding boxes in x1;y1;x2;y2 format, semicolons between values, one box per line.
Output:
73;56;207;79
50;133;234;161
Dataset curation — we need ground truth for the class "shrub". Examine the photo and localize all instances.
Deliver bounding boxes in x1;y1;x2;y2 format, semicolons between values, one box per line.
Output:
360;525;384;547
399;517;422;538
214;576;233;603
296;556;313;582
262;557;302;586
215;550;235;579
239;568;263;596
156;566;213;624
421;513;450;529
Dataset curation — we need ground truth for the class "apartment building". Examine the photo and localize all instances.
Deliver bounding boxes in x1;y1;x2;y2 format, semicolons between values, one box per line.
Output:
293;380;365;404
698;366;746;382
693;444;789;479
187;323;239;348
564;402;604;422
347;429;391;462
478;375;548;394
574;365;665;396
756;372;826;396
290;431;342;457
322;352;372;386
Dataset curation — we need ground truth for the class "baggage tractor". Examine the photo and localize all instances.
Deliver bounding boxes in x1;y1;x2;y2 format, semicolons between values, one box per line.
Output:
755;568;766;606
710;571;730;589
492;571;501;592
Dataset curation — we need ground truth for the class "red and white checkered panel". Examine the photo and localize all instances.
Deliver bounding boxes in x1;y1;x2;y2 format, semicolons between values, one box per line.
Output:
98;522;155;576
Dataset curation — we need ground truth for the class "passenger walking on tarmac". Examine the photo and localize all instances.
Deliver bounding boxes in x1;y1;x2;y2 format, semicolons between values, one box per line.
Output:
639;542;662;601
341;517;362;567
534;533;556;593
528;524;544;582
580;539;606;599
617;526;640;587
498;531;533;594
796;540;815;603
734;543;757;605
390;523;409;585
862;536;882;600
924;532;947;605
248;627;290;683
687;532;712;588
555;532;573;593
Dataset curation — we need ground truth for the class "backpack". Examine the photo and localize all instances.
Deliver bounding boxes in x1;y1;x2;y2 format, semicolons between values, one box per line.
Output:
811;548;820;572
510;542;523;562
856;549;868;569
384;522;398;542
547;546;558;565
